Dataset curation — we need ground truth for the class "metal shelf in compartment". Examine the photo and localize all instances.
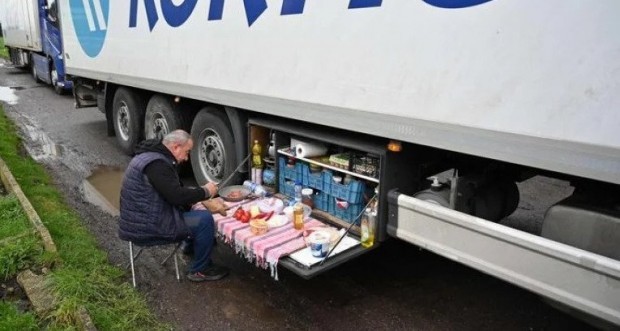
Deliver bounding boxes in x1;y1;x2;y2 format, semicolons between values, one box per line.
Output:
277;147;379;184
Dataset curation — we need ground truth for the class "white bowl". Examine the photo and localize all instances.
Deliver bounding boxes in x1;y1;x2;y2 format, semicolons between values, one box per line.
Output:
266;214;289;228
258;197;284;214
283;205;312;222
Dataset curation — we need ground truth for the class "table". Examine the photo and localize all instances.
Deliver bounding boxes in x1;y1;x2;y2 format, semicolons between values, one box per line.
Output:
213;198;324;280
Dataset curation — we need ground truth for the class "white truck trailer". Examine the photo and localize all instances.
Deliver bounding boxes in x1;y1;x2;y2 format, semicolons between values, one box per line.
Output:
0;0;72;93
1;0;42;65
57;0;619;326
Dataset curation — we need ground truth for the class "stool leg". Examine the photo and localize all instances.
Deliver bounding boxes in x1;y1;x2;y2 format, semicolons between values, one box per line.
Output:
161;243;181;265
129;242;137;288
173;253;180;282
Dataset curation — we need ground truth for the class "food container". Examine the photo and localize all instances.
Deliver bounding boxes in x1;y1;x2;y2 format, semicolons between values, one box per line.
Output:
329;153;351;170
304;227;341;252
250;219;269;235
308;231;330;257
352;153;380;179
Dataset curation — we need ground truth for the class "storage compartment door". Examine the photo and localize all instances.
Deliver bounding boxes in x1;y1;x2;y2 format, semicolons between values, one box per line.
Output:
278;237;378;279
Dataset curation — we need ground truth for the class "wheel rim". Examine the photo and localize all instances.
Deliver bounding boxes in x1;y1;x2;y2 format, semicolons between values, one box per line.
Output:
116;101;130;141
32;65;37;80
146;112;169;140
51;68;58;87
197;128;226;183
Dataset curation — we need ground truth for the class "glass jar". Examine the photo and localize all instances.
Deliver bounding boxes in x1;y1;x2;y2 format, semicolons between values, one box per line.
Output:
301;188;314;208
293;203;304;230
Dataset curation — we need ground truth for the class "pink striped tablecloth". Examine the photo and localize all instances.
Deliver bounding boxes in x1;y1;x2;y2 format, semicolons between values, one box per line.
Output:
214;198;322;280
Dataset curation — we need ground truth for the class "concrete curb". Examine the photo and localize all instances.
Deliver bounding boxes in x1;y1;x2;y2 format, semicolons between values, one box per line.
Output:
0;156;97;330
0;156;56;252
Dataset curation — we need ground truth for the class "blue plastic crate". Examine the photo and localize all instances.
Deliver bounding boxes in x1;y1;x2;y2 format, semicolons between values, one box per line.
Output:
278;157;302;183
322;171;365;204
278;180;296;198
301;163;324;191
313;191;330;211
328;195;364;224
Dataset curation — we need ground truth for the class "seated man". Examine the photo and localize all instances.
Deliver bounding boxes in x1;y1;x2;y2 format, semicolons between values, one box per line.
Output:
118;130;228;282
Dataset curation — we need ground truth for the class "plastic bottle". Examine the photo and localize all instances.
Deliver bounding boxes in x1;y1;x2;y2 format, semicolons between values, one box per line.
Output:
294;180;303;204
243;180;257;192
243;180;266;197
360;207;376;248
293;203;304;230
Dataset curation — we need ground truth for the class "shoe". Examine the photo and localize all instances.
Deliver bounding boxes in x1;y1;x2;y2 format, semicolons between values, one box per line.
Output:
186;264;229;282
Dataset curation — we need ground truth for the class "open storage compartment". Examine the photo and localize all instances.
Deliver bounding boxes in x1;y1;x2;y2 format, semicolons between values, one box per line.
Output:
247;117;414;278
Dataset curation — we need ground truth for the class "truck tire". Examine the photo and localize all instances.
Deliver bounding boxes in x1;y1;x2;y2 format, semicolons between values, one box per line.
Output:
50;63;64;95
190;108;240;185
112;88;146;155
31;61;41;83
144;95;192;140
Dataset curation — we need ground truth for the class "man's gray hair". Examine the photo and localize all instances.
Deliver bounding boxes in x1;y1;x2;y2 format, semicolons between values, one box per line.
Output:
162;130;191;146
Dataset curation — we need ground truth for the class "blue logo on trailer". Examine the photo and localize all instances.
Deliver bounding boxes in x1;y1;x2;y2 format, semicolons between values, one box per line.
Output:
70;0;109;57
423;0;493;8
71;0;494;51
130;0;386;29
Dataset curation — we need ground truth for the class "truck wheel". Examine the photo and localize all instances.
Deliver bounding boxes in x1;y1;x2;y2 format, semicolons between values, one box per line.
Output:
144;95;192;140
50;64;64;95
31;62;41;83
112;88;146;155
190;108;240;185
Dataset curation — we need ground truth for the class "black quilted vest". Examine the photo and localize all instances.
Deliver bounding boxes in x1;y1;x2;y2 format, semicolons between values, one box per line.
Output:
118;152;189;243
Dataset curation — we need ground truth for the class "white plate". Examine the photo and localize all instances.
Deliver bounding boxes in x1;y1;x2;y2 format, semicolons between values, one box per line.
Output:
266;214;289;228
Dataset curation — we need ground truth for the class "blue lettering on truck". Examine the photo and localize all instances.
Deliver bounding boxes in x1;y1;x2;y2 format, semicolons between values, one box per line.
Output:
72;1;493;58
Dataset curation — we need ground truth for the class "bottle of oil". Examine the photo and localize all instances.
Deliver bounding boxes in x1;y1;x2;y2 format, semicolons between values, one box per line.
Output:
251;140;263;168
293;203;304;230
360;207;376;248
251;140;263;184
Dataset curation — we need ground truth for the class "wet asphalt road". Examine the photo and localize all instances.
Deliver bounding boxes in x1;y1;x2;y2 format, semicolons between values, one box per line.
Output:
0;61;598;330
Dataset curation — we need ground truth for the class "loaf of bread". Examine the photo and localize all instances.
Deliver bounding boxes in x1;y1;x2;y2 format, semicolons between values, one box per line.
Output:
201;198;228;216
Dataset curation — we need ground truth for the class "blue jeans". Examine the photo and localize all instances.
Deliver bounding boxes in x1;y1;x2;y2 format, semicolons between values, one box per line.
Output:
182;210;215;273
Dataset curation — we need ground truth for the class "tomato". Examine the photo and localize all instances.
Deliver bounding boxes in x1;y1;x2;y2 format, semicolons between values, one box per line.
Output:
240;211;251;223
233;207;244;220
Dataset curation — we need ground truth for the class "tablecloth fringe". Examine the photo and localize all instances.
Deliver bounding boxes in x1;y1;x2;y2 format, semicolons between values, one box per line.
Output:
219;232;274;273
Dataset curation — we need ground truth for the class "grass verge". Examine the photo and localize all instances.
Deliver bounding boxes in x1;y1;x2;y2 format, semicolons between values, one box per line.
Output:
0;37;8;59
0;301;38;331
0;105;168;329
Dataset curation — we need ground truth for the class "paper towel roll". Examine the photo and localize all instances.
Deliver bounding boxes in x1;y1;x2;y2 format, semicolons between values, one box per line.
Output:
293;138;328;158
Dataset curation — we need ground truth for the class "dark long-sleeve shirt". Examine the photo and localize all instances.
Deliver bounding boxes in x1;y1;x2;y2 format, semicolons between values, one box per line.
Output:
143;159;208;207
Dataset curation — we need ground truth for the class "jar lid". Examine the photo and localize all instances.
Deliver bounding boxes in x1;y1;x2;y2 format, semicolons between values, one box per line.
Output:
301;188;313;195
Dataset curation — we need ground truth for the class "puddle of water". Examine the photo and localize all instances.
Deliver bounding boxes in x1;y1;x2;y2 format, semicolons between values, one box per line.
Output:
82;166;124;216
0;86;19;105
